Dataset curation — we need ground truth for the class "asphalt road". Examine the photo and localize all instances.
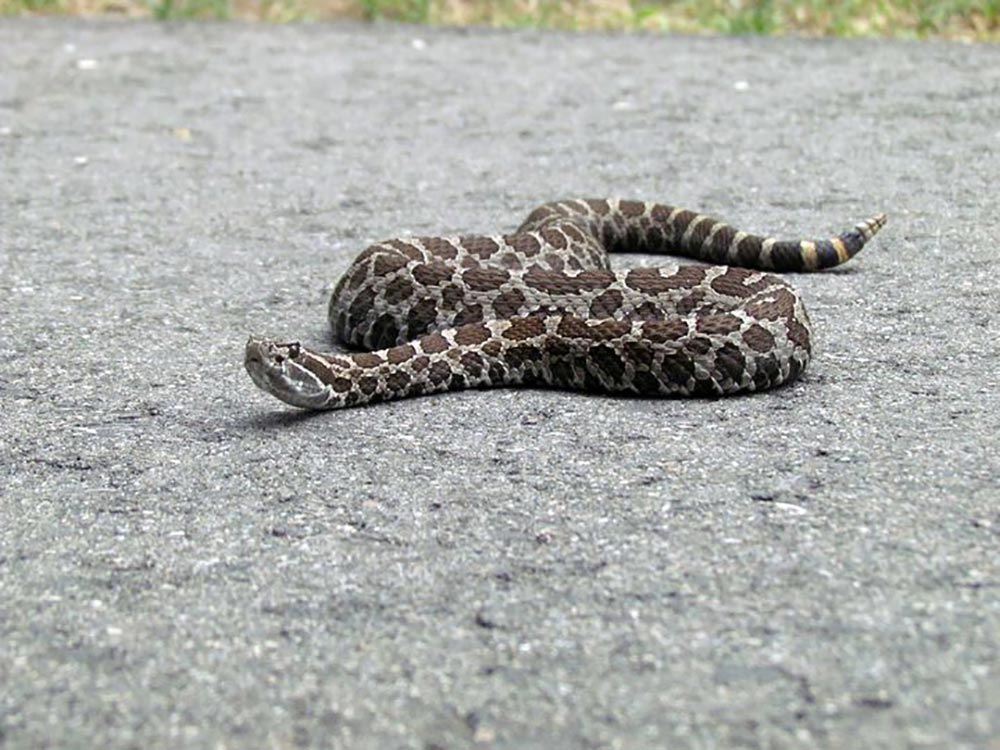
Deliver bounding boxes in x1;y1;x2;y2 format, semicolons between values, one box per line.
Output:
1;19;998;750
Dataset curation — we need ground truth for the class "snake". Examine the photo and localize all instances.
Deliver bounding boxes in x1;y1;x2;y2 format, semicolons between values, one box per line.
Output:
245;199;886;410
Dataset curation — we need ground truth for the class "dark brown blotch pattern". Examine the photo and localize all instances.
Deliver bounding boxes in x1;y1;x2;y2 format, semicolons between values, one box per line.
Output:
454;323;492;346
540;228;568;250
406;297;439;337
412;263;453;287
387;343;416;364
460;235;503;260
313;200;821;407
589;288;623;318
422;236;458;260
428;360;453;385
741;324;775;353
370;314;401;348
387;239;424;261
696;312;742;336
462;267;511;291
509;233;542;256
625;266;706;295
619;200;645;218
504;317;546;342
420;333;450;354
493;288;526;318
373;252;409;277
385;276;414;305
454;304;484;326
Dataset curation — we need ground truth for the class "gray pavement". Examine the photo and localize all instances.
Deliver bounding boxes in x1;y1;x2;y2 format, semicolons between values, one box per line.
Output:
1;19;998;750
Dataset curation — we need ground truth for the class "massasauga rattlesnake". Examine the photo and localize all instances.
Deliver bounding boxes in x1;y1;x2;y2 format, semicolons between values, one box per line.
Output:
245;199;886;410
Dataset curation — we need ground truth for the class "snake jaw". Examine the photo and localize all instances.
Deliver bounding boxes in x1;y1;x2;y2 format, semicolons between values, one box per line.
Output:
244;337;332;409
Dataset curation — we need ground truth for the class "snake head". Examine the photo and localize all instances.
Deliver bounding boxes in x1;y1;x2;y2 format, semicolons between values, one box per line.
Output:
244;338;332;409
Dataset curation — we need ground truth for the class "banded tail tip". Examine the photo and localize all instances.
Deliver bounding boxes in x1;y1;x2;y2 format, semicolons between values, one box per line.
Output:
801;212;888;270
857;212;888;241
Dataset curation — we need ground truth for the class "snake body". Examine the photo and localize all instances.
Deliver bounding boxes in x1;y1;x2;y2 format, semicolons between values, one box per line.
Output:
245;199;886;410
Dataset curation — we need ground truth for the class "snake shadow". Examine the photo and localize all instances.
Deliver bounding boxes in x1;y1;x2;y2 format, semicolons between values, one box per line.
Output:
233;408;334;431
232;376;810;431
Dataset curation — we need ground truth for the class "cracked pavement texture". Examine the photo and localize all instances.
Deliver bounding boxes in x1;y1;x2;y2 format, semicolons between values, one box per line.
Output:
1;19;998;750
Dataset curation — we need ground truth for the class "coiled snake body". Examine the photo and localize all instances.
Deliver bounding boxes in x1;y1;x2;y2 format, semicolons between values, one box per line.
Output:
245;199;886;410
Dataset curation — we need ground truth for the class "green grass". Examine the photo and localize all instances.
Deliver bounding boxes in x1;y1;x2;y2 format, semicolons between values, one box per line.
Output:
9;0;63;10
0;0;996;40
360;0;428;22
624;0;999;38
146;0;228;19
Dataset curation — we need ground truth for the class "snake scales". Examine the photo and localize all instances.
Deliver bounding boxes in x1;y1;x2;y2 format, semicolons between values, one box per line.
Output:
245;199;886;410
